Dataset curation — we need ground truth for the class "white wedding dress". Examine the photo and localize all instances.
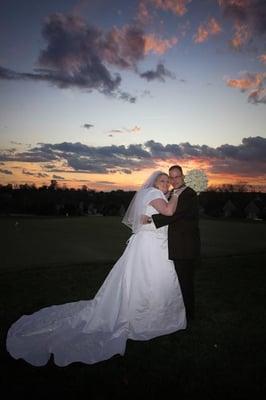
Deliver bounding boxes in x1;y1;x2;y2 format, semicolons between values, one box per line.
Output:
6;188;186;366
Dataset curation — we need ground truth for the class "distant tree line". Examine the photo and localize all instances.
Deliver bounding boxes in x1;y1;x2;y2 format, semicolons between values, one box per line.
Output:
0;181;266;220
0;182;134;217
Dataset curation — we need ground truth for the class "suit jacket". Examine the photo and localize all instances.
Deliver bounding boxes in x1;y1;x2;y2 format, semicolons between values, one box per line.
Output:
152;187;200;260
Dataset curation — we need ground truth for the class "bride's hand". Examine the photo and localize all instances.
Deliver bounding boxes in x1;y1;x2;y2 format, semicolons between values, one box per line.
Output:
140;215;152;224
165;190;172;200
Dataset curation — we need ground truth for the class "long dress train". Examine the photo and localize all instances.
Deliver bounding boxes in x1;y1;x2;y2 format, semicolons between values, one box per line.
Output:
6;188;186;366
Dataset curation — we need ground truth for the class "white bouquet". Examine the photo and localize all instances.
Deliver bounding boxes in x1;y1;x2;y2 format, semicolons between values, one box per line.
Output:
184;169;208;194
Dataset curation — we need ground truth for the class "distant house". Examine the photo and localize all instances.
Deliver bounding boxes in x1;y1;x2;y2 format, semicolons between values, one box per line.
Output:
87;202;97;215
55;203;64;214
244;201;260;219
223;199;237;217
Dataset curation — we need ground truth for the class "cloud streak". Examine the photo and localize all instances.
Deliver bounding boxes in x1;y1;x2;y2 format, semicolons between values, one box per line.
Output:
22;169;49;178
1;136;265;177
0;168;13;175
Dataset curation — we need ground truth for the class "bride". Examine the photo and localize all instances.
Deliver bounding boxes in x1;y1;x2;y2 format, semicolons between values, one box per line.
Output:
6;171;186;366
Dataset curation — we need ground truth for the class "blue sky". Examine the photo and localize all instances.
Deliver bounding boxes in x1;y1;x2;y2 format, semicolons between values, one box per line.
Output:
0;0;265;190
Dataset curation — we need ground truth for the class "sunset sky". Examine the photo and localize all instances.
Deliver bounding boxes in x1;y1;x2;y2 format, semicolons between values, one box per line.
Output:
0;0;265;191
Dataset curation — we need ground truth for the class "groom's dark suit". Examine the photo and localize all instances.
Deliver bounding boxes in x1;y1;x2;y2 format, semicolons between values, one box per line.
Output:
152;186;200;320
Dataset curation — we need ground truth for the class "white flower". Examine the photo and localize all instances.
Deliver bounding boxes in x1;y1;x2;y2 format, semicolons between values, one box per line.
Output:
184;169;208;194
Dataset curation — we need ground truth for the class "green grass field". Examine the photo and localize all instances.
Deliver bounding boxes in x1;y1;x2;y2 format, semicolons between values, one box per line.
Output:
1;216;265;271
0;216;266;399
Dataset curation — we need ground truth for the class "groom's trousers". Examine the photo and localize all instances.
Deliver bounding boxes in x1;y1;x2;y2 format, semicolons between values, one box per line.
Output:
173;259;196;320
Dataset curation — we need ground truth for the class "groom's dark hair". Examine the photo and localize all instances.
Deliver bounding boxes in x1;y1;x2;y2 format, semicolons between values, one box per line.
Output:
169;165;183;175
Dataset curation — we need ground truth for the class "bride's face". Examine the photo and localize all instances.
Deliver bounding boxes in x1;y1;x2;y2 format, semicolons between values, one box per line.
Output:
154;174;170;194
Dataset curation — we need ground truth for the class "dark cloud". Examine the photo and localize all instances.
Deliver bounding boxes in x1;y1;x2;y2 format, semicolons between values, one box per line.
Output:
220;0;266;35
102;25;145;69
57;142;153;173
0;13;174;100
53;174;65;180
0;146;58;163
0;64;122;95
217;136;266;161
145;140;181;158
38;14;124;93
22;169;49;178
118;91;136;103
248;89;266;104
43;163;57;169
1;136;265;176
140;63;175;81
64;156;108;173
208;157;265;176
118;169;132;174
22;169;36;176
83;124;94;129
145;140;218;159
0;168;13;175
0;14;150;101
0;66;18;80
96;181;115;185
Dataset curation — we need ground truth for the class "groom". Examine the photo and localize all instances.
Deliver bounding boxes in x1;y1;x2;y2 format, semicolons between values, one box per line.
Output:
152;165;201;321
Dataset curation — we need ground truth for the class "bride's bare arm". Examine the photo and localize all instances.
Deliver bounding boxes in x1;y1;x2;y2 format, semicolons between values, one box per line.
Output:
149;193;178;216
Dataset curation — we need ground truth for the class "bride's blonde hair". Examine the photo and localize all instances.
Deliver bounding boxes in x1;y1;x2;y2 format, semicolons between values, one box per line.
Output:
154;172;169;188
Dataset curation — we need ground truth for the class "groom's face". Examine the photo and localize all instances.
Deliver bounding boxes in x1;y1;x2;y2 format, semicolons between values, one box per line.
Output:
169;168;184;189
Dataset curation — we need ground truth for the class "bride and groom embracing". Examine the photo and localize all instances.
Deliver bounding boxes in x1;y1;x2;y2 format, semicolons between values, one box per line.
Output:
6;165;201;366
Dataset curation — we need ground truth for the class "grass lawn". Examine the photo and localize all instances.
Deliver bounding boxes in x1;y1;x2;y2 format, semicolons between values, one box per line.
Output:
1;216;265;271
0;216;266;398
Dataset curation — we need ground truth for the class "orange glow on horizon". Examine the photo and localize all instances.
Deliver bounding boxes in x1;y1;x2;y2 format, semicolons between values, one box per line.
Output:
1;158;266;192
